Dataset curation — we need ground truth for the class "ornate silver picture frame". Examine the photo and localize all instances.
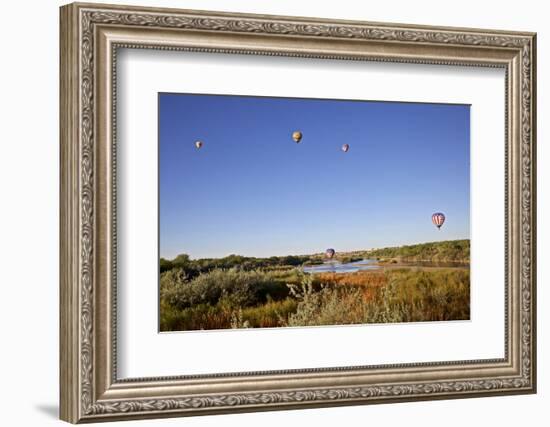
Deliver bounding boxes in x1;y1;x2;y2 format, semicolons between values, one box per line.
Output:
60;2;536;423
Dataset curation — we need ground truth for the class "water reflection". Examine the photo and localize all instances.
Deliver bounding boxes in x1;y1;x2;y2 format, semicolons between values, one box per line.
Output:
303;259;469;274
303;259;380;274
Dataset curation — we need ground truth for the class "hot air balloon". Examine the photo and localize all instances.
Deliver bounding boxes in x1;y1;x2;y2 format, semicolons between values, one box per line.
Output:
195;140;203;149
342;144;350;153
432;212;446;230
292;131;303;143
325;248;335;259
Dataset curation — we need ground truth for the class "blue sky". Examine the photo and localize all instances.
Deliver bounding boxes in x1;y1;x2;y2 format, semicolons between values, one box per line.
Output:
159;93;470;259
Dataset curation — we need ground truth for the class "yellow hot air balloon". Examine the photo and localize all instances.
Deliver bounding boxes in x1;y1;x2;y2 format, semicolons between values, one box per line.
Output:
195;140;203;149
292;131;302;143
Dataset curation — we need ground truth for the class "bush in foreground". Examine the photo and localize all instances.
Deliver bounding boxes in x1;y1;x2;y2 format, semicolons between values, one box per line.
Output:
160;268;470;331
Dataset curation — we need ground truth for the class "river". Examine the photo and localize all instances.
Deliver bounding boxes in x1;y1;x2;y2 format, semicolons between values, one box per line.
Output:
303;259;380;274
303;259;469;274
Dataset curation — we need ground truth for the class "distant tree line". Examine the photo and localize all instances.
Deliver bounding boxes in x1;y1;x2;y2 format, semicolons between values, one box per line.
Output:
160;239;470;277
160;253;320;278
366;239;470;262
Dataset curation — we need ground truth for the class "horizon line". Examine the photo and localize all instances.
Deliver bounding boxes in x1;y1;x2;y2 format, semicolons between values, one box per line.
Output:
160;237;470;261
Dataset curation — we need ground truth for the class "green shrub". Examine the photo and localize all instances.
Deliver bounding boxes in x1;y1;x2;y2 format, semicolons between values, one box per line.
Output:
160;268;290;311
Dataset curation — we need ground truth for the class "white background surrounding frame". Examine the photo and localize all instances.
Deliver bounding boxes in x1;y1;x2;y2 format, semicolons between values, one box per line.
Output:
116;49;505;378
1;0;547;426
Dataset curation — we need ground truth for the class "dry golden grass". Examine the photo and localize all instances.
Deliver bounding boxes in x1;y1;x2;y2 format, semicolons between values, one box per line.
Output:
160;267;470;331
315;271;387;301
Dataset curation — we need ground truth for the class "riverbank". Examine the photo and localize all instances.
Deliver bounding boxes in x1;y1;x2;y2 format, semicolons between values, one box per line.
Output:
376;259;469;271
159;239;471;331
377;263;469;271
160;267;470;331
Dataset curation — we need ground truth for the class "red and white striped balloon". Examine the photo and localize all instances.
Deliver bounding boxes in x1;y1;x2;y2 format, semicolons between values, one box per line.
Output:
432;212;445;230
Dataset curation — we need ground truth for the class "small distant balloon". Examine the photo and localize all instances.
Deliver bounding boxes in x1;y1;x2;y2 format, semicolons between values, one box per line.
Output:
342;144;350;153
195;140;203;149
325;248;336;259
292;131;303;143
432;212;446;230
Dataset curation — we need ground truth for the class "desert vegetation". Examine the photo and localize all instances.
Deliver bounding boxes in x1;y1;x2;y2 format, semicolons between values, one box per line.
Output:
159;240;470;331
365;239;470;263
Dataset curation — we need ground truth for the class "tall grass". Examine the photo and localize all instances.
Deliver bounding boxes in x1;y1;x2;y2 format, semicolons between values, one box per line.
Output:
285;269;470;327
160;267;470;331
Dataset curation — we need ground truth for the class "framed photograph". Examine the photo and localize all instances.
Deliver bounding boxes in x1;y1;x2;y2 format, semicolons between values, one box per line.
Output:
60;2;537;423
